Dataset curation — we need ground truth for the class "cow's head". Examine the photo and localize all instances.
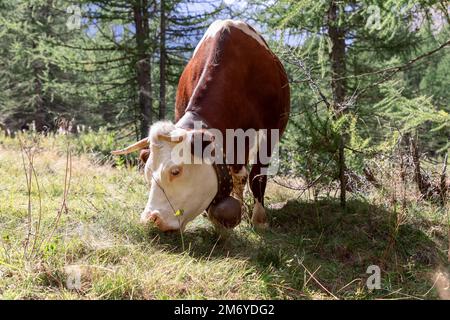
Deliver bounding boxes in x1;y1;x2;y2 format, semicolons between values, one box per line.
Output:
112;122;218;232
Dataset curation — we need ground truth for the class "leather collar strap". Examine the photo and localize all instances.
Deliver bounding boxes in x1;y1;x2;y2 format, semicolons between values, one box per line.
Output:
209;162;233;209
176;111;234;209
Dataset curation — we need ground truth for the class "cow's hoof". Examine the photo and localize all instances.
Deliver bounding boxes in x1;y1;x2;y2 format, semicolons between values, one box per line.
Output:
252;221;269;230
252;200;268;229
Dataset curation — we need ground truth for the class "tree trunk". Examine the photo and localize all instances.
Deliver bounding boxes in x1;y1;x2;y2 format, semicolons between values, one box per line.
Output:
30;4;47;132
133;0;152;139
33;57;46;132
327;0;347;208
410;135;433;199
159;0;166;120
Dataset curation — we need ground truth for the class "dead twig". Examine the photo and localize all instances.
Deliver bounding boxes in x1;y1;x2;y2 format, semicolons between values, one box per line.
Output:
18;137;43;259
440;153;448;206
300;262;339;300
37;145;72;252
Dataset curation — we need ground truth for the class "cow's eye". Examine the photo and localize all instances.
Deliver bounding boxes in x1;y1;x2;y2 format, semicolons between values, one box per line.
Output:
170;166;182;177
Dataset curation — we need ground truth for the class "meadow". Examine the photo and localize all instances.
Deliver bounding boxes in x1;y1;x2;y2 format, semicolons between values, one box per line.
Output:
0;132;449;300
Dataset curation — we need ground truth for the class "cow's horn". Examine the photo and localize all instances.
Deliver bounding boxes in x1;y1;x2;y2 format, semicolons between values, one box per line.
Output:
157;133;185;143
111;138;149;155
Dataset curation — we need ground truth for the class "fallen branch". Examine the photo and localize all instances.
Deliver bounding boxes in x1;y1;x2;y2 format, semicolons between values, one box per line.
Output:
300;262;339;300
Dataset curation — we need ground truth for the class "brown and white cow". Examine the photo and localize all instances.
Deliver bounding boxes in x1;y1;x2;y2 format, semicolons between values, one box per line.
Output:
112;20;290;232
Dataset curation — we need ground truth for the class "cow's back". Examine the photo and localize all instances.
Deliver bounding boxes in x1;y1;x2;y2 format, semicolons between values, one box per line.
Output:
175;20;290;135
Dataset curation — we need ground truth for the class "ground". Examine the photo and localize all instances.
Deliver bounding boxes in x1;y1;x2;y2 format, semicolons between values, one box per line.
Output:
0;133;449;299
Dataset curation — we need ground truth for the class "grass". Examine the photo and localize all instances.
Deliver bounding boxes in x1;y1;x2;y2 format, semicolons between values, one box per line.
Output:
0;133;449;300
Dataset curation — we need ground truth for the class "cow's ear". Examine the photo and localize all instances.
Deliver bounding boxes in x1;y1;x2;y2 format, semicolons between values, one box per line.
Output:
139;149;150;164
189;130;215;160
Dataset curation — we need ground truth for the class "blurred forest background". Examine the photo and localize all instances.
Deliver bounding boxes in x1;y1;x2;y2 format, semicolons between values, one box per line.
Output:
0;0;449;205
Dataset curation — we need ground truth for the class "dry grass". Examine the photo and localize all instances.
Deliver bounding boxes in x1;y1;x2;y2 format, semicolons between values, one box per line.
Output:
0;133;449;299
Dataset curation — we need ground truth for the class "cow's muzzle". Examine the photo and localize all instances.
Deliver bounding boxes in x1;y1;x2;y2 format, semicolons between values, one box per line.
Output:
140;210;179;232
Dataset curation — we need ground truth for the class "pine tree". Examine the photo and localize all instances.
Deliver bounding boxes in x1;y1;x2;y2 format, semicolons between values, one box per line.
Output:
0;0;76;131
255;0;449;204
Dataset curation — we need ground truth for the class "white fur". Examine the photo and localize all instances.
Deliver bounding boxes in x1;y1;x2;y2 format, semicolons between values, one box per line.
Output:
142;122;218;231
193;19;268;57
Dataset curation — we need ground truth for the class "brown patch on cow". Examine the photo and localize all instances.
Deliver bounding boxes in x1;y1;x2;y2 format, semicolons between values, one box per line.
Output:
174;21;290;136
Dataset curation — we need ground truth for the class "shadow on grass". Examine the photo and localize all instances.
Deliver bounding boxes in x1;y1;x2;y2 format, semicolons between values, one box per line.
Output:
141;198;448;299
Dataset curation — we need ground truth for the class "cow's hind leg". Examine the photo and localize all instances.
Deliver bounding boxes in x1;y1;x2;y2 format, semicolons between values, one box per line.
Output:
249;164;268;228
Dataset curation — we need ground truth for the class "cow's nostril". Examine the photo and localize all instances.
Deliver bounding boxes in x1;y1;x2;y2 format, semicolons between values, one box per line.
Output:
146;211;178;232
140;211;161;225
149;212;160;224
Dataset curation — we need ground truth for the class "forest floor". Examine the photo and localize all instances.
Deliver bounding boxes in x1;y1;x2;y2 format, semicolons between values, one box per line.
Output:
0;134;449;299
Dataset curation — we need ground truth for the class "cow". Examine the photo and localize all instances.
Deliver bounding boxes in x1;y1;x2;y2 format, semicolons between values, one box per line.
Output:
112;20;290;232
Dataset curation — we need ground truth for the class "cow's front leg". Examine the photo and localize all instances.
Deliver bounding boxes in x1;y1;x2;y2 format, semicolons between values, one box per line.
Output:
230;165;248;206
249;164;268;229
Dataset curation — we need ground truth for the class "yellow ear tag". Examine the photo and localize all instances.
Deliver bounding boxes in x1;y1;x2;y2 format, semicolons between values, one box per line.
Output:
175;209;184;217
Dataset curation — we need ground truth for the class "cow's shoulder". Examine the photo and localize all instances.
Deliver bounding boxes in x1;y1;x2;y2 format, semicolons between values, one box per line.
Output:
193;19;268;57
